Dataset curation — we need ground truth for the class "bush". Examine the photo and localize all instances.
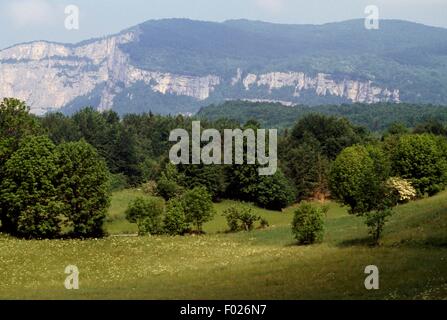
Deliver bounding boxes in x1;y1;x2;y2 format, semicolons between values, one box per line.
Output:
256;170;296;211
291;202;327;245
156;164;184;200
182;187;215;233
156;175;183;200
125;197;165;235
223;206;265;232
164;198;189;235
223;207;241;232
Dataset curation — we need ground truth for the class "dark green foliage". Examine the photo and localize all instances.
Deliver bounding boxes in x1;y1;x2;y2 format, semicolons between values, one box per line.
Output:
40;112;80;144
256;171;295;210
386;122;410;136
280;114;366;201
182;187;215;233
226;164;294;210
0;135;111;239
291;202;327;245
163;198;189;236
178;164;227;201
198;101;447;132
156;164;184;200
0;98;41;180
55;140;110;238
413;119;447;136
125;197;165;235
140;158;162;182
289;114;367;160
0;136;62;238
391;134;447;196
281;142;330;201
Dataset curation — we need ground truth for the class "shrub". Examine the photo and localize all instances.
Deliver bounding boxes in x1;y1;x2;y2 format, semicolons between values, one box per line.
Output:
223;207;240;232
125;197;165;235
238;208;260;231
256;170;296;210
223;206;265;232
156;175;183;200
156;164;184;200
164;198;189;236
182;187;215;233
291;202;327;245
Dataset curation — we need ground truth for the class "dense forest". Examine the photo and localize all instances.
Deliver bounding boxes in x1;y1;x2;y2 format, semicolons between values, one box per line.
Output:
198;101;447;132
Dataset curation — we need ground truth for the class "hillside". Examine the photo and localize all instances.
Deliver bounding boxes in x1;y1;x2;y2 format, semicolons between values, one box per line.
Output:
1;19;447;115
198;101;447;131
1;189;446;299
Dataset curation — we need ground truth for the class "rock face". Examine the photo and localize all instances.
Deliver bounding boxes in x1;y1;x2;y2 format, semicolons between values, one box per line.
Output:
237;71;400;104
0;31;224;115
0;26;400;115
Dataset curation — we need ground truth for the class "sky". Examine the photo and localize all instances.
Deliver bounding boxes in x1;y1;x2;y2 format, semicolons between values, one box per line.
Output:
0;0;446;49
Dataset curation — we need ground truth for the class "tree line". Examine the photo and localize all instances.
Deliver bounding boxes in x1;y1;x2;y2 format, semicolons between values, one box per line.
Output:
1;97;446;241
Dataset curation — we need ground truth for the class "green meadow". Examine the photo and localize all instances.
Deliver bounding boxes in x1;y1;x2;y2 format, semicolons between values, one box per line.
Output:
0;189;446;300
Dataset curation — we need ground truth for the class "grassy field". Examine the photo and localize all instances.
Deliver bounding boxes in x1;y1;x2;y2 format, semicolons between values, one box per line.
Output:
0;189;446;300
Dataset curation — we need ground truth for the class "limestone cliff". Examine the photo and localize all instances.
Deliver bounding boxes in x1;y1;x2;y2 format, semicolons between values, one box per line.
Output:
0;32;400;115
236;70;400;104
0;32;221;114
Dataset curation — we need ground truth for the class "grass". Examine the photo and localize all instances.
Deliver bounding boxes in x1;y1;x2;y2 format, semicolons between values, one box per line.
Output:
0;190;446;300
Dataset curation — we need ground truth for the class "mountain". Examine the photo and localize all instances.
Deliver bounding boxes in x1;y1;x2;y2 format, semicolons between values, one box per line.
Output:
1;18;447;115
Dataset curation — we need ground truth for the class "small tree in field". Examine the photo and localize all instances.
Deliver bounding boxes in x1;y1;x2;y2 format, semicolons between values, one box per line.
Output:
125;197;165;235
291;202;327;245
330;145;397;245
182;187;215;233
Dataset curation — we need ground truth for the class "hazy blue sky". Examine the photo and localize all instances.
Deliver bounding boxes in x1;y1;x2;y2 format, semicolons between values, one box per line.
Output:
0;0;446;49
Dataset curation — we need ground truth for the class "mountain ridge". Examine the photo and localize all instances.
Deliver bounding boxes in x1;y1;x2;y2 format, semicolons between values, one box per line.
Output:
1;18;447;115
